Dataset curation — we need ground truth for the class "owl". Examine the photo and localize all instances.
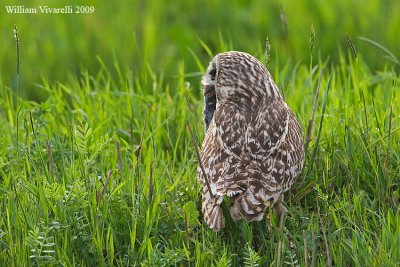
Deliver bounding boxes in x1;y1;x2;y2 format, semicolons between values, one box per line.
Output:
198;51;304;232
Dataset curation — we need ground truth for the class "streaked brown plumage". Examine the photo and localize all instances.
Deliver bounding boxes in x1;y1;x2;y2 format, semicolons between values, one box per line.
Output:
198;51;304;231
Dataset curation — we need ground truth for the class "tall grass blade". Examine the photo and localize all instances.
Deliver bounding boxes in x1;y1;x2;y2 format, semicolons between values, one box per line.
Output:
359;36;400;65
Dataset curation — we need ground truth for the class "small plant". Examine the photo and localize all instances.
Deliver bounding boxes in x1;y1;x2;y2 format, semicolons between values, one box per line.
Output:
26;225;56;265
243;245;260;267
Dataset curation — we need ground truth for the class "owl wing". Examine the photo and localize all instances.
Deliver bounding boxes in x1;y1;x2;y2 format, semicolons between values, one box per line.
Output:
247;98;304;192
245;98;290;161
198;102;247;231
228;98;293;221
199;102;248;194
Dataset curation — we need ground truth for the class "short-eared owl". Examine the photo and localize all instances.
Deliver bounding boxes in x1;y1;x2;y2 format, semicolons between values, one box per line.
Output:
198;51;304;231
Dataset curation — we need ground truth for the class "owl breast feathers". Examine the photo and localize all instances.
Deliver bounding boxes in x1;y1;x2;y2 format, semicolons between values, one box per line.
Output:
198;51;304;231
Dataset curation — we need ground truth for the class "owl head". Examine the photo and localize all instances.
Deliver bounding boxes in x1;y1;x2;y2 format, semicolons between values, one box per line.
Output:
202;51;280;131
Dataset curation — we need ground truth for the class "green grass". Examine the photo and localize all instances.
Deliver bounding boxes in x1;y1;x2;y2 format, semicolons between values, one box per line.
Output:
1;0;400;100
1;0;400;266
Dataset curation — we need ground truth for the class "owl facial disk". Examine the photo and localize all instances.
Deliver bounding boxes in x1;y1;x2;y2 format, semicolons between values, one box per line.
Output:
202;61;217;94
202;60;218;130
202;60;218;103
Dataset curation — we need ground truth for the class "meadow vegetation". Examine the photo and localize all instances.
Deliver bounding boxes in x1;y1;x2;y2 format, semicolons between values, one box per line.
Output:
0;0;399;266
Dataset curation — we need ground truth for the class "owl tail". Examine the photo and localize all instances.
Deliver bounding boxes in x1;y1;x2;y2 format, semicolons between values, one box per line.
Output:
202;187;225;231
230;189;266;222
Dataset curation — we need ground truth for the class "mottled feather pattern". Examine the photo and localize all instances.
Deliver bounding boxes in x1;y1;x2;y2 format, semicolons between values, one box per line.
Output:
198;51;304;231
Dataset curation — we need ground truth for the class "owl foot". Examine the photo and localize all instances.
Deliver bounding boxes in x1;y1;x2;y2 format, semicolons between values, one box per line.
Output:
272;199;288;231
273;198;288;267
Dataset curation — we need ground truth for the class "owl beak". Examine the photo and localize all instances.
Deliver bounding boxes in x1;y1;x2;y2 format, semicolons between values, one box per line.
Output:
204;84;215;98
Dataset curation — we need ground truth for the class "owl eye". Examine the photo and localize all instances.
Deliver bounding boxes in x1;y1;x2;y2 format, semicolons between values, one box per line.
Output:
209;69;216;80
